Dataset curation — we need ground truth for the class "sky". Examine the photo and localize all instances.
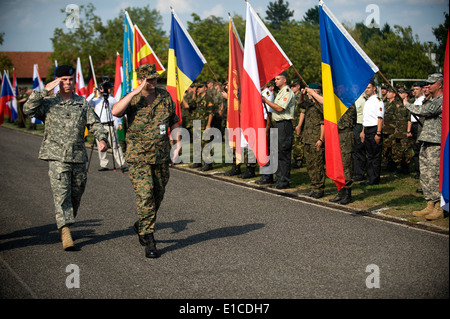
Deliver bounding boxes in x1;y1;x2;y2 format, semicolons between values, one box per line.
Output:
0;0;448;52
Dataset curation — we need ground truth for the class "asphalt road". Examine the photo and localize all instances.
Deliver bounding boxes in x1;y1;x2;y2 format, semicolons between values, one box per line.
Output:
0;126;448;302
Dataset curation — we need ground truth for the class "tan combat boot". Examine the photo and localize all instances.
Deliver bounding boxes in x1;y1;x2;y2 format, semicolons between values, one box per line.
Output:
60;226;75;251
413;201;435;217
425;202;444;221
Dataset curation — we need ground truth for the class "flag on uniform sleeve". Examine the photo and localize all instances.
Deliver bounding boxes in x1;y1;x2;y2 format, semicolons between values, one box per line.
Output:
440;31;449;211
32;64;44;124
319;0;379;190
240;1;292;167
132;24;165;89
227;15;244;164
75;57;86;98
0;72;15;125
114;52;123;101
167;7;206;126
122;11;134;96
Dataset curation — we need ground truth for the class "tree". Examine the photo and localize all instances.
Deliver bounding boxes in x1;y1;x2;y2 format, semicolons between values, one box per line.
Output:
265;0;294;30
432;12;449;68
0;32;14;73
302;5;319;25
50;4;167;82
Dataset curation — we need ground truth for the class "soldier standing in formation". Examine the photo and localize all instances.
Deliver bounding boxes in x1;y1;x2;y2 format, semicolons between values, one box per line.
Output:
296;83;325;198
329;103;356;205
289;80;304;169
404;73;445;220
360;81;384;186
262;72;295;189
408;82;426;179
112;64;180;258
23;65;108;251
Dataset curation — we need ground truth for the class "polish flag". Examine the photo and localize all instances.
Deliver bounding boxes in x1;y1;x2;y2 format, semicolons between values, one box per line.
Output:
114;52;123;101
240;1;292;166
75;57;86;98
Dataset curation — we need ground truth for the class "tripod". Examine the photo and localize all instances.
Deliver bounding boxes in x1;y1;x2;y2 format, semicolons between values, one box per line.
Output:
87;92;126;174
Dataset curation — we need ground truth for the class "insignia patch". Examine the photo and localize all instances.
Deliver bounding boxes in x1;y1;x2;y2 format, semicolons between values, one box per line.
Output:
380;107;383;111
283;97;288;101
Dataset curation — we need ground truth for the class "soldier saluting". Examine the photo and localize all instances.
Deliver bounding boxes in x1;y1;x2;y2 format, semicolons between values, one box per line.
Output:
24;65;109;251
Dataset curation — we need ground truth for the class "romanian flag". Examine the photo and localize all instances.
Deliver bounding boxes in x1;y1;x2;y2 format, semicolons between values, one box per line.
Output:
319;0;378;190
132;24;165;89
122;11;134;96
227;15;244;164
167;8;206;126
440;31;449;211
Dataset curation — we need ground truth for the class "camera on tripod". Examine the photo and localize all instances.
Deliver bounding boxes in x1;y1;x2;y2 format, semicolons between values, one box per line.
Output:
99;76;112;98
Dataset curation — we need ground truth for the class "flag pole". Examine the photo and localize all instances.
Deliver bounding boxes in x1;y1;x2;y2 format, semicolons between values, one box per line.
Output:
89;56;98;97
291;64;323;113
378;69;422;126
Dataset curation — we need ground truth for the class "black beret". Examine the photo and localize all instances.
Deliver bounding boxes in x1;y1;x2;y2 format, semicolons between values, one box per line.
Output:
55;65;75;77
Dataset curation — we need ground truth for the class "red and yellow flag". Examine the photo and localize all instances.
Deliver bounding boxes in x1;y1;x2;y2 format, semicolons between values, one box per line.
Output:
132;24;165;88
227;16;244;164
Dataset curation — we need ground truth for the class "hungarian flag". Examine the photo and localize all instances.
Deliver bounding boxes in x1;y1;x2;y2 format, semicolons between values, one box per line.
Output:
0;72;14;125
227;15;244;164
75;57;86;98
440;31;449;211
167;7;206;126
122;10;134;96
132;24;165;89
319;0;378;190
114;52;123;101
240;1;292;167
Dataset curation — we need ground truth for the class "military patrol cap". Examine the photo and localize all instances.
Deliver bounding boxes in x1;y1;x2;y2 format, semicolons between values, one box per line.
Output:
397;86;407;93
55;65;74;77
136;64;160;79
290;79;300;87
197;81;207;88
380;84;387;89
308;83;320;90
425;73;443;84
413;81;426;87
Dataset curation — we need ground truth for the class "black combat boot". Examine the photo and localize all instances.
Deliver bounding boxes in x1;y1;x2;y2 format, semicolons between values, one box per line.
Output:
133;220;148;246
144;233;159;258
239;166;256;179
224;164;241;176
199;163;213;171
339;188;352;205
329;188;345;203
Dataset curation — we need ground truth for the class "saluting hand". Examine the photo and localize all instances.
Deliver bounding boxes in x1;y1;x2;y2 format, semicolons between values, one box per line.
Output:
45;78;61;92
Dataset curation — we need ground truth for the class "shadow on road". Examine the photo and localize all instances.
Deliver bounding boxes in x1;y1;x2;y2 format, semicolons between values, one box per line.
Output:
156;223;265;256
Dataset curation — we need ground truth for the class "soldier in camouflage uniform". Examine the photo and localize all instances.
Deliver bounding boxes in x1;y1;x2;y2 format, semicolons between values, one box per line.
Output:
381;87;399;172
189;82;216;171
290;80;304;169
112;64;180;258
23;65;109;251
296;83;325;198
404;73;445;220
181;84;196;141
329;104;356;205
390;87;413;174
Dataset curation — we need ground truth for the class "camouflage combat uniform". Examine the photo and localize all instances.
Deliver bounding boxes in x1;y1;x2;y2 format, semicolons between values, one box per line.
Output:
382;97;400;170
23;89;108;229
391;100;413;171
126;87;179;235
300;95;325;194
292;91;304;167
337;104;356;188
405;93;443;203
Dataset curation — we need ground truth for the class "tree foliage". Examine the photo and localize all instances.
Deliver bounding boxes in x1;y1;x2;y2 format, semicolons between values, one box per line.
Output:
44;1;446;87
265;0;294;30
